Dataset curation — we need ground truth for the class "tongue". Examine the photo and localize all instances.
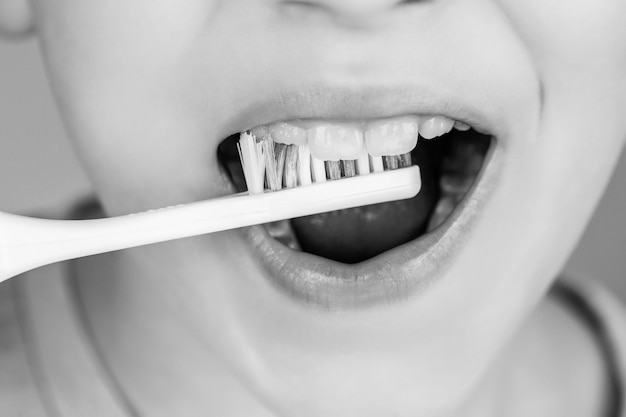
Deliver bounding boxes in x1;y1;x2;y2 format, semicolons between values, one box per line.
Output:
290;145;442;264
218;133;445;264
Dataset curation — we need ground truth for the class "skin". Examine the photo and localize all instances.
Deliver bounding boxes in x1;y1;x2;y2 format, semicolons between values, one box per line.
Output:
2;0;626;415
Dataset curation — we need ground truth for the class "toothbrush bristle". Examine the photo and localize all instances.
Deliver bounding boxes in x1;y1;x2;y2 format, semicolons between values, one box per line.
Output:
237;131;414;193
342;160;357;178
284;145;299;189
274;143;288;189
383;155;400;171
297;144;312;186
370;155;385;173
399;153;412;168
260;136;282;192
356;150;371;175
311;157;327;183
237;132;265;194
325;161;342;181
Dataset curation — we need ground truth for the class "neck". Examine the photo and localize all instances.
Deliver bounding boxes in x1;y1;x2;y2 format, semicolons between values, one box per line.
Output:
73;250;609;417
73;249;275;417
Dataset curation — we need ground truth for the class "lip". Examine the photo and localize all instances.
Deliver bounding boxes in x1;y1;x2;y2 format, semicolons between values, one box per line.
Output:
239;138;501;310
215;67;510;310
221;85;505;141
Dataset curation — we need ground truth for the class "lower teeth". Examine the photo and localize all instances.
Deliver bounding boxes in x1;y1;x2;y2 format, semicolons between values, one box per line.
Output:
264;220;300;250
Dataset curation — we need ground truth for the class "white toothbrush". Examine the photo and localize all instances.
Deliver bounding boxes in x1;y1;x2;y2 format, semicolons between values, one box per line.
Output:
0;165;421;283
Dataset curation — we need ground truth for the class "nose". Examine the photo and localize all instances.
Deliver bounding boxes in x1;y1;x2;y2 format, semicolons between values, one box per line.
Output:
282;0;414;19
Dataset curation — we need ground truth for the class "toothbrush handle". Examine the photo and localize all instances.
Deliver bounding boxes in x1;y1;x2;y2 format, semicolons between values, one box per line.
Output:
0;166;421;283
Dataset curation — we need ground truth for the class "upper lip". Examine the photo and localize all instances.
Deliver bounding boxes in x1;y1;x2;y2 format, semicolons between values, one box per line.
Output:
221;84;503;139
210;0;531;143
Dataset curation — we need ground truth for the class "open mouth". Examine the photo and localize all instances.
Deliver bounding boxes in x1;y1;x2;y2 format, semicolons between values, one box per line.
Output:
218;115;492;260
217;112;496;309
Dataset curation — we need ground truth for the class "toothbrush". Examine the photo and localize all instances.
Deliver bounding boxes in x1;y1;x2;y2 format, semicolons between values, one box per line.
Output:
0;132;421;283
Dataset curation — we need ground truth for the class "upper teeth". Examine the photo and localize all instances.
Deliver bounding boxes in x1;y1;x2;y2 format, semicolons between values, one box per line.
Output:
418;116;454;139
254;115;464;161
365;116;418;157
307;124;364;161
265;122;308;146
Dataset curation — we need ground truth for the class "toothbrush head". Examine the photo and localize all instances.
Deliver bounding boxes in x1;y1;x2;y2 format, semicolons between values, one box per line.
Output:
238;130;414;194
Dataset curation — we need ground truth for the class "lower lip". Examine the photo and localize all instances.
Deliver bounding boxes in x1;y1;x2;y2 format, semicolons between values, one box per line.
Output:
240;142;502;310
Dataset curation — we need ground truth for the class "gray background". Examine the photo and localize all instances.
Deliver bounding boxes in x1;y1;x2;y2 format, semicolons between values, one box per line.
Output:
2;40;625;299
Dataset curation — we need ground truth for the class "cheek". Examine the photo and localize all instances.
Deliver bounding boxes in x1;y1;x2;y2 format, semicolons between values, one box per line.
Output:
497;0;626;82
32;0;233;214
433;0;626;389
497;0;626;128
495;0;626;240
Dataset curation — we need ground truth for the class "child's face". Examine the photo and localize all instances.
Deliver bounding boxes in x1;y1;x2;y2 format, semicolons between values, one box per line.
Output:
28;0;626;414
